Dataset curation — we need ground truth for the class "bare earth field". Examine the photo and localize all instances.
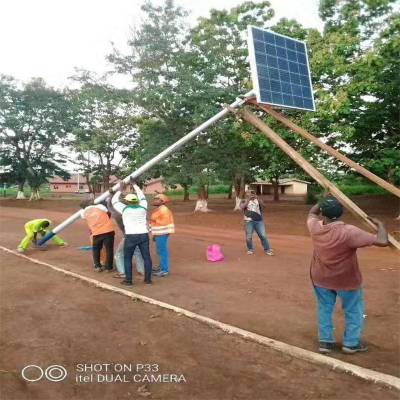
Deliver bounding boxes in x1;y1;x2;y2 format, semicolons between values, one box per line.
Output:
0;195;399;400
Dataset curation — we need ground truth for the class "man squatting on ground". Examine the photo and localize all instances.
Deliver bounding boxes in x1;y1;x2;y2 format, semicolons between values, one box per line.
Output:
240;190;274;255
150;193;175;277
307;195;389;354
111;182;153;286
105;185;145;279
79;200;115;272
17;219;66;253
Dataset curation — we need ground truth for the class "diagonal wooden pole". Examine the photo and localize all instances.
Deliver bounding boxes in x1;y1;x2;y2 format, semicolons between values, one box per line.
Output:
229;106;400;250
246;98;400;198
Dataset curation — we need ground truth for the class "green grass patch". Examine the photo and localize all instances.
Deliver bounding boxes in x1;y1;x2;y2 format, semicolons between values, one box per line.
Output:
165;184;231;200
0;185;51;199
336;183;386;196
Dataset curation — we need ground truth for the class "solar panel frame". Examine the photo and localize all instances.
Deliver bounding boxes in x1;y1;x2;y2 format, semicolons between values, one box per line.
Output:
247;25;316;112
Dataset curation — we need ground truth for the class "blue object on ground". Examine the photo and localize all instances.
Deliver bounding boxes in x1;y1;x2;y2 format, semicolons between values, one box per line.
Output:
78;246;94;251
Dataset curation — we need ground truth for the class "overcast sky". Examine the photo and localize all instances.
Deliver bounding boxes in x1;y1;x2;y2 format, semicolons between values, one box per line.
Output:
0;0;323;88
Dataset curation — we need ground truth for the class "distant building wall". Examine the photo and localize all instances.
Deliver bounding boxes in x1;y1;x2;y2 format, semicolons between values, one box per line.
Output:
144;179;166;195
50;182;87;193
249;180;309;196
290;181;308;195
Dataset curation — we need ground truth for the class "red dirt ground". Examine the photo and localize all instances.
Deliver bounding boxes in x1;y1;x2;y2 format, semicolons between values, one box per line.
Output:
1;195;399;399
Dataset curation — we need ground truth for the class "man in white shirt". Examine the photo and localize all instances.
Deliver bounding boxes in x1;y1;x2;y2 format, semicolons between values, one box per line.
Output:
111;182;153;286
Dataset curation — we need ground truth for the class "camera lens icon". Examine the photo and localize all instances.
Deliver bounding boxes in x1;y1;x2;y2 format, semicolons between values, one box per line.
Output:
22;365;67;382
45;365;68;382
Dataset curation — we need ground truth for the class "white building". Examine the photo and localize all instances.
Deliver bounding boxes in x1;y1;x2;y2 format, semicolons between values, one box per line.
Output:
248;178;311;197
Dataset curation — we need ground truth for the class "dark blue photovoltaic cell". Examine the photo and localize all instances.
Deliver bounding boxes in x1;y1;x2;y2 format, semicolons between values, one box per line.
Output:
297;53;307;64
266;55;278;68
279;70;290;82
266;44;277;56
268;68;280;80
278;58;289;70
295;41;306;53
270;80;281;92
275;35;286;48
255;52;266;64
254;40;265;53
253;29;264;41
281;82;291;94
300;75;309;85
303;99;313;109
282;94;293;106
298;63;308;75
264;31;275;44
276;46;287;59
257;64;268;77
250;26;315;111
287;49;297;61
288;62;299;74
290;73;300;84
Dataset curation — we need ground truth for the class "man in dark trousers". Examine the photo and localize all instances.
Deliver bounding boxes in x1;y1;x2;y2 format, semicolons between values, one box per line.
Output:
106;188;145;279
79;200;115;272
240;190;273;255
111;181;152;286
307;195;389;354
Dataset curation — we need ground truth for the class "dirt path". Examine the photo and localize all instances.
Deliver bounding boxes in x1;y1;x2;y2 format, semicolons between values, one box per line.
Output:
1;252;399;400
0;196;399;386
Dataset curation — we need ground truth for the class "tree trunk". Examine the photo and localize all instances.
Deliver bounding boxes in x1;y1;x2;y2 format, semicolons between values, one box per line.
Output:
272;178;280;202
84;173;94;197
182;184;190;201
16;182;26;199
387;168;395;184
227;183;233;199
29;188;41;201
194;183;211;212
103;160;112;191
103;171;110;191
234;196;243;210
194;199;210;212
233;174;246;211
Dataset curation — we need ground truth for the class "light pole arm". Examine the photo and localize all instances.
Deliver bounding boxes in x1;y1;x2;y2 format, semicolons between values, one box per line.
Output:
38;90;255;245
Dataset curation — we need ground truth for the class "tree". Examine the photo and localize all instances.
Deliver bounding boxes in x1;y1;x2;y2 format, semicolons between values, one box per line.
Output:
108;0;219;209
0;75;71;199
188;1;275;209
305;0;400;184
68;72;137;194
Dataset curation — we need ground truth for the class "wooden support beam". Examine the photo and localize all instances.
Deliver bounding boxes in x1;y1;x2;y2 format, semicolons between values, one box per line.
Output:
246;98;400;198
229;106;400;250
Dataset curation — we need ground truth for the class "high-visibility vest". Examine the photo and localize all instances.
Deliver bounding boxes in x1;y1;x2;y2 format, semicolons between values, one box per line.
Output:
25;219;52;234
150;205;175;236
82;205;114;236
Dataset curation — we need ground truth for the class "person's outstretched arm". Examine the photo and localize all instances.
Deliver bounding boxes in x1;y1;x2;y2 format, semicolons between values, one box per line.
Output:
240;198;249;210
111;191;124;214
369;217;389;247
308;203;321;216
132;183;147;209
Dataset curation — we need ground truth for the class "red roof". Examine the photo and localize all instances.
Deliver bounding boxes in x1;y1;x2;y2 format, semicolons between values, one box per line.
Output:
49;174;118;184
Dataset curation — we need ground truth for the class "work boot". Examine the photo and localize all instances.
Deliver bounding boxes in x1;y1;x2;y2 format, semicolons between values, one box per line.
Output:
342;343;368;354
153;271;169;277
319;342;336;354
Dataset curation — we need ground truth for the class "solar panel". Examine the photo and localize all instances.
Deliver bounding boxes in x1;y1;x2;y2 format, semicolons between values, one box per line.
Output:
247;26;316;111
